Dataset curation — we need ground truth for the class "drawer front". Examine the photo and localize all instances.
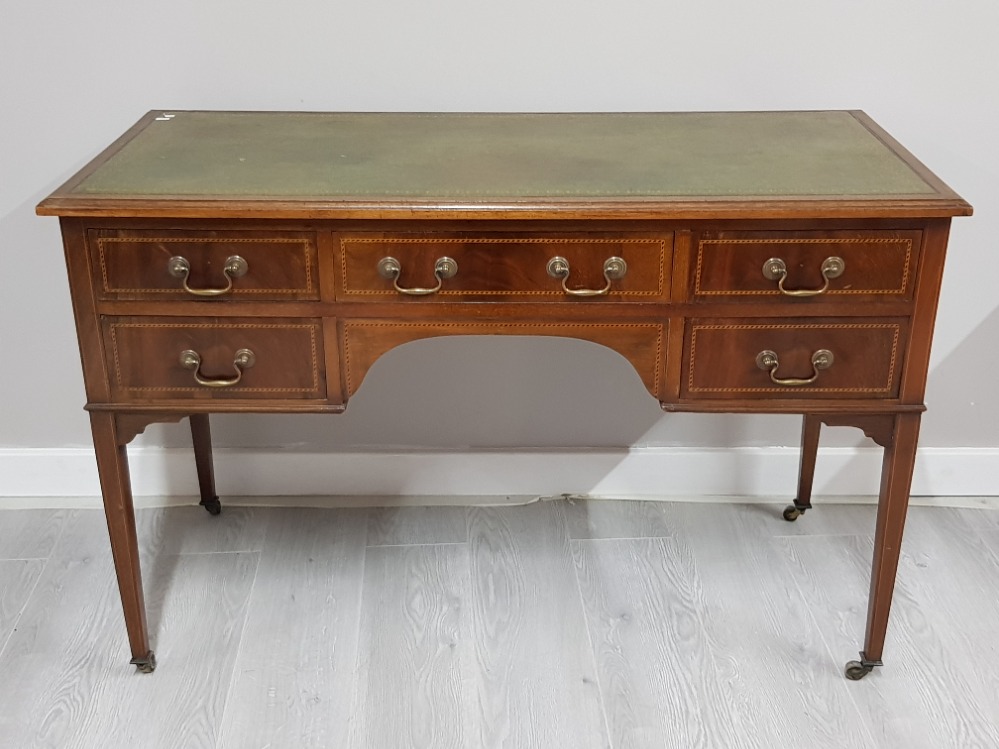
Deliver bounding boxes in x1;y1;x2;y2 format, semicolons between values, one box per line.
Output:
90;229;320;301
683;319;905;399
337;233;671;301
691;230;920;302
105;318;325;400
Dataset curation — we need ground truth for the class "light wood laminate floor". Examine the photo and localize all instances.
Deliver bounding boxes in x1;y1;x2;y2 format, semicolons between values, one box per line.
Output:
1;499;998;748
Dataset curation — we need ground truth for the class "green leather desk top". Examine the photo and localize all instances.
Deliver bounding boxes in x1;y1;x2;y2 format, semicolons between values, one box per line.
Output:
39;111;970;218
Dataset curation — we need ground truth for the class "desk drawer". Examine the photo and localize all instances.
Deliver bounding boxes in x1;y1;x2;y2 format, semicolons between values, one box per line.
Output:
337;233;671;301
683;318;905;399
691;230;920;302
90;229;320;301
104;318;325;400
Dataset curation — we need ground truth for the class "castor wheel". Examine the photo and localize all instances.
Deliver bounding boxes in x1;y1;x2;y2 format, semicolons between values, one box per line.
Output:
200;496;222;516
130;651;157;674
782;505;802;522
844;659;874;680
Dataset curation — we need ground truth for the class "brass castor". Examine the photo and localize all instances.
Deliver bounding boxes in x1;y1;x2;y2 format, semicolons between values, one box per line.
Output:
782;505;802;522
201;496;222;516
130;651;157;674
844;659;874;680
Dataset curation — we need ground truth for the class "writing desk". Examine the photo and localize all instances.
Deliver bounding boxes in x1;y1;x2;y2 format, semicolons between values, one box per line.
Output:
37;111;971;679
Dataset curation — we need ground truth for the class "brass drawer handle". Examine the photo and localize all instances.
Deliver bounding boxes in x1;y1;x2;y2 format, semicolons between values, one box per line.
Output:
547;256;627;297
180;348;255;388
168;255;248;297
377;256;457;295
756;349;834;386
762;256;844;297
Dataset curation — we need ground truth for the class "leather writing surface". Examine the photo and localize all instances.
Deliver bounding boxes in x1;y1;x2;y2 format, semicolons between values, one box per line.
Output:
73;112;936;199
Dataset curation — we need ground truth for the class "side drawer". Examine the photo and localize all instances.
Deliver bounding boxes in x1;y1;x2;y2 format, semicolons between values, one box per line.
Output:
90;229;320;301
690;230;920;303
104;317;325;400
682;318;906;399
336;233;671;301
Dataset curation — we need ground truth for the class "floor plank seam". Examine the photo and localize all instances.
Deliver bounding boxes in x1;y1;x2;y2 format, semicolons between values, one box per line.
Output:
671;533;764;749
344;511;372;746
365;541;469;549
566;534;676;543
963;515;999;568
161;549;265;557
567;527;616;747
214;549;264;749
0;511;72;661
0;558;49;663
775;537;881;748
774;532;868;541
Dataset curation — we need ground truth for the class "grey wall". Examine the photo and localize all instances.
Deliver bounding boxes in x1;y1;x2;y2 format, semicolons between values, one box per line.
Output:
2;0;995;454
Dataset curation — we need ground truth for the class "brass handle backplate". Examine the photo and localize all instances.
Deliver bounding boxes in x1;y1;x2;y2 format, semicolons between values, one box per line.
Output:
168;255;248;297
377;256;458;295
762;256;845;297
180;348;255;388
547;256;628;297
756;349;834;386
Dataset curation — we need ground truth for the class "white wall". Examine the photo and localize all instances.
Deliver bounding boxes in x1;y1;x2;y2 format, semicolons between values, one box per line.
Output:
1;1;996;495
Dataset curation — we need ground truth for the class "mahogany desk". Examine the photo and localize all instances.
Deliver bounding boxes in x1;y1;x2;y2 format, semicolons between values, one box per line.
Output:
37;111;971;679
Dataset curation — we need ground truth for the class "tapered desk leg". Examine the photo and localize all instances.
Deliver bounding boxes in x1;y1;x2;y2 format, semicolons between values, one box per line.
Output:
190;414;221;515
845;411;921;681
784;414;822;521
90;412;155;673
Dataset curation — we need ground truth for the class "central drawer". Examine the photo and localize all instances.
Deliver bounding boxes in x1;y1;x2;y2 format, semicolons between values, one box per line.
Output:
103;317;326;400
336;233;672;301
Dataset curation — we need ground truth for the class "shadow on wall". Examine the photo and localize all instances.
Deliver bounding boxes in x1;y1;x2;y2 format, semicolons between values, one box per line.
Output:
141;333;809;499
180;335;666;449
921;304;999;448
148;334;803;452
0;191;93;448
146;333;805;451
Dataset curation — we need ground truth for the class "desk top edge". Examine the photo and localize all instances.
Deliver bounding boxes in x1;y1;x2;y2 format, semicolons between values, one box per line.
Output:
37;110;973;219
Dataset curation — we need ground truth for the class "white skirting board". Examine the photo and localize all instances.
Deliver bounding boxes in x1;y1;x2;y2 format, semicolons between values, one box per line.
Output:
1;446;997;509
